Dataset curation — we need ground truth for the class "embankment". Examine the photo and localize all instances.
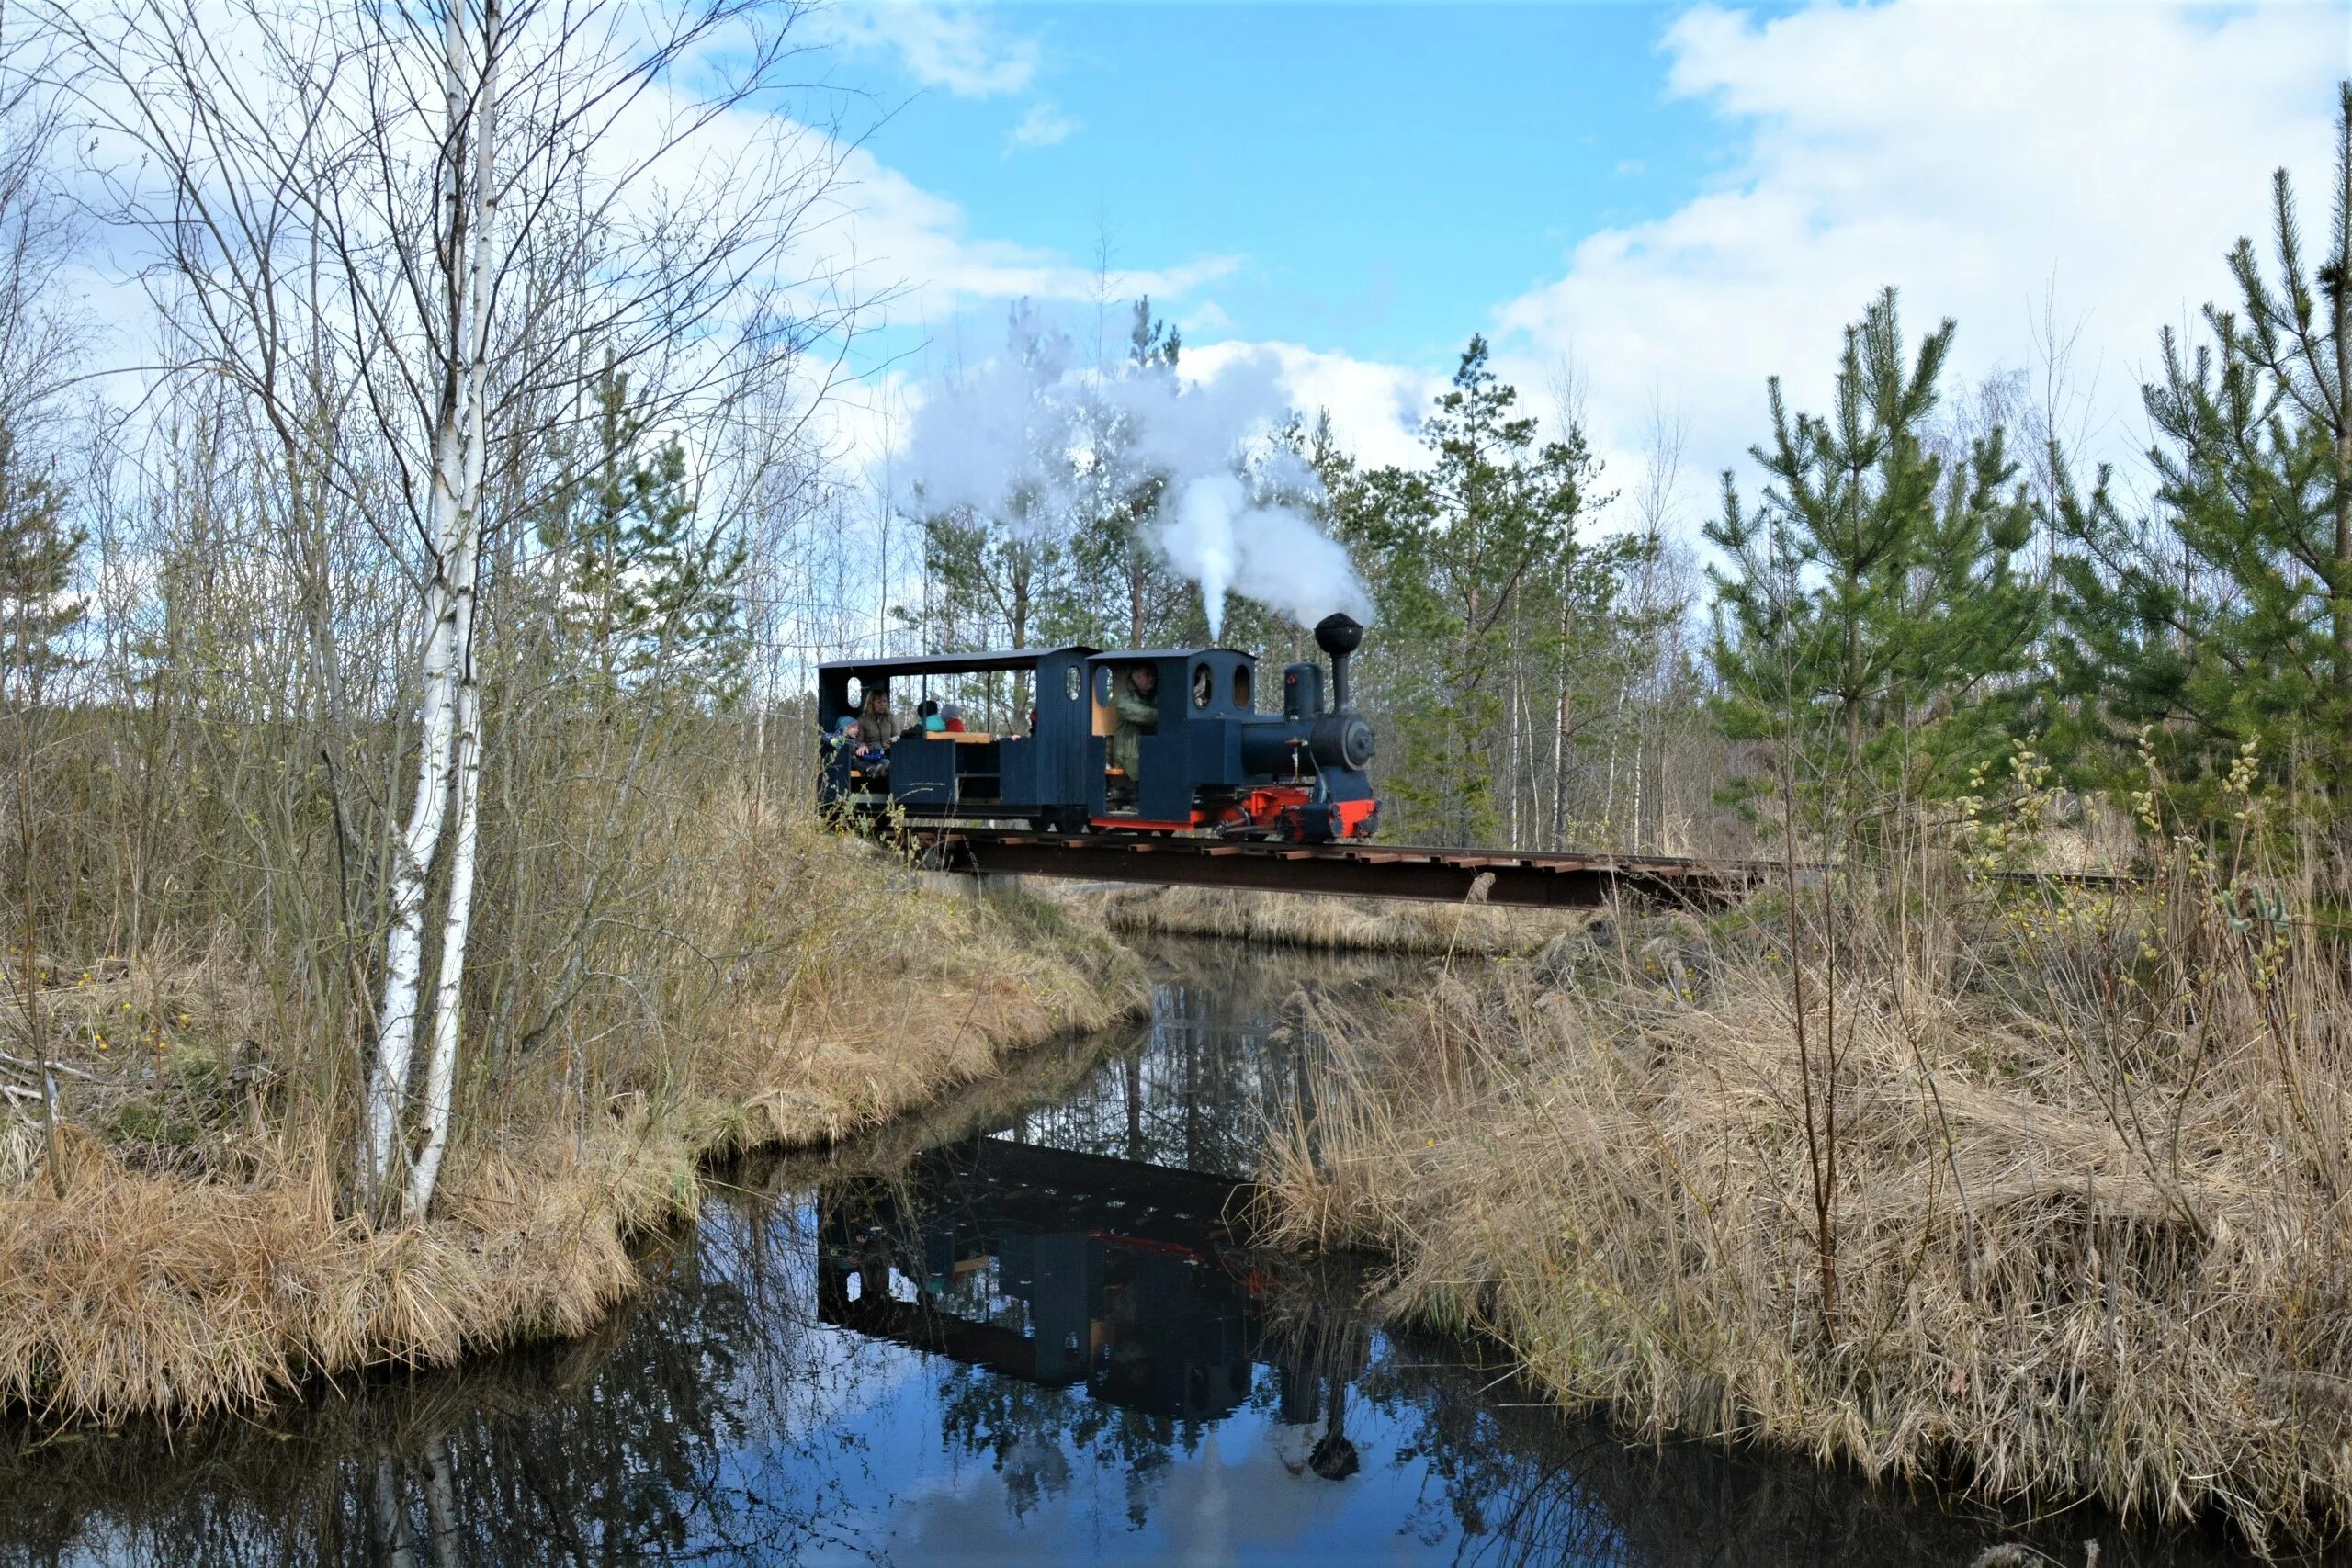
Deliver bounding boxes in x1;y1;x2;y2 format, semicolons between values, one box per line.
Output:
1256;879;2352;1558
1059;882;1596;953
0;799;1140;1424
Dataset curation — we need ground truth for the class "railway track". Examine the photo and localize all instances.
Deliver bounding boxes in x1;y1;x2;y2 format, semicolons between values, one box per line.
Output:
904;826;1772;909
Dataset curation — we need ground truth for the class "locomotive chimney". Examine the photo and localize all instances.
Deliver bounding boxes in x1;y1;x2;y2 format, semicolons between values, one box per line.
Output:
1314;613;1363;712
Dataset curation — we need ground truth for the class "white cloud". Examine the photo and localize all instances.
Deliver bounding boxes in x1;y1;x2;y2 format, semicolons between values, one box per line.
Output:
1004;100;1077;152
809;3;1038;97
1494;0;2343;526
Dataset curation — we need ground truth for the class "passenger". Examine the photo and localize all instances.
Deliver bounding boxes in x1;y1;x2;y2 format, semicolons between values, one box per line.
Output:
853;688;893;773
923;710;946;734
1108;663;1158;801
942;702;967;734
860;691;893;747
900;698;940;741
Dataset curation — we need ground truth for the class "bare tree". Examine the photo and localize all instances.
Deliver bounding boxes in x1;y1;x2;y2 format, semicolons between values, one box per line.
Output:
47;0;858;1216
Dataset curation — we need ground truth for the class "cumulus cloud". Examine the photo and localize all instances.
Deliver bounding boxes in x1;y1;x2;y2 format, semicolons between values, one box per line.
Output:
1004;101;1077;152
1494;0;2343;517
810;3;1038;98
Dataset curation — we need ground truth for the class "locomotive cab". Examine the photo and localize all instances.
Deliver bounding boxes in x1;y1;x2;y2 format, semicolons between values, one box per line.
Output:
1083;614;1378;842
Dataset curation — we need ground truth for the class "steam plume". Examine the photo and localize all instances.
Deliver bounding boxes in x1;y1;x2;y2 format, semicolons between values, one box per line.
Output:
899;314;1372;641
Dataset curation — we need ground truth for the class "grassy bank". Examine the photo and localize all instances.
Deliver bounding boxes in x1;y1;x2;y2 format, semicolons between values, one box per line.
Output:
0;796;1139;1424
1257;854;2352;1556
1062;883;1597;953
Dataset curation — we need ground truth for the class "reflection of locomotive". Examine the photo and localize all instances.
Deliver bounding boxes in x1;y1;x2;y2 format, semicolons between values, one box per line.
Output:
818;1139;1258;1422
817;613;1378;843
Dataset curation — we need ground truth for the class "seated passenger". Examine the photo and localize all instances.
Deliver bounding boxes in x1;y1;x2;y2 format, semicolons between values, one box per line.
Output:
899;698;939;741
923;710;946;734
1108;664;1158;804
854;688;893;769
942;703;967;733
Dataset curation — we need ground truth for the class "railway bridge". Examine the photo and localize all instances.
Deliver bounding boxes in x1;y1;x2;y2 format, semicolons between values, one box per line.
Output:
905;826;1770;910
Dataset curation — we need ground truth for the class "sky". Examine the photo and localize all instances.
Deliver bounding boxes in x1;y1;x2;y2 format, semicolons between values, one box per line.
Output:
798;0;2349;534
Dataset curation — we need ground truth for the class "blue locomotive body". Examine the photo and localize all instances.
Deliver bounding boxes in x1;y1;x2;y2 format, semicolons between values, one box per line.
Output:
817;615;1379;843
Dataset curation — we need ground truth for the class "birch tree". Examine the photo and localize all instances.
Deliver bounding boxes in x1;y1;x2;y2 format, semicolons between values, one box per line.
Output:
51;0;853;1217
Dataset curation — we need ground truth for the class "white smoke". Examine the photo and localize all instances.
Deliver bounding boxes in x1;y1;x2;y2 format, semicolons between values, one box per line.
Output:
1157;472;1371;642
899;312;1084;531
898;311;1372;640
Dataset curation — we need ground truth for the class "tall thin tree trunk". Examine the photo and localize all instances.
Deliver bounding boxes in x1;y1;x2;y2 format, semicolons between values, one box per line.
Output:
366;0;499;1213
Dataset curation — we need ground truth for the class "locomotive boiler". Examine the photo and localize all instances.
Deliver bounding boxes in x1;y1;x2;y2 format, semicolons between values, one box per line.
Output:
817;613;1380;844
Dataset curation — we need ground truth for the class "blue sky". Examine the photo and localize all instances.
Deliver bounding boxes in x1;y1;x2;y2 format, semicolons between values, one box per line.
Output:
806;1;2346;520
840;5;1722;369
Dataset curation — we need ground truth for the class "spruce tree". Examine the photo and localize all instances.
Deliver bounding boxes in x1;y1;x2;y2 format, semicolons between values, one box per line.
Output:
2050;83;2352;827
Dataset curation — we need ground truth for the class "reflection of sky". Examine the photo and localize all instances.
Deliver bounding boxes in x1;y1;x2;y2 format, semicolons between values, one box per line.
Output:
752;1322;1521;1568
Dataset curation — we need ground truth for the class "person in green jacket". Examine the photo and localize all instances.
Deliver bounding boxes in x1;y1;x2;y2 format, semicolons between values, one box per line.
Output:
1108;664;1159;800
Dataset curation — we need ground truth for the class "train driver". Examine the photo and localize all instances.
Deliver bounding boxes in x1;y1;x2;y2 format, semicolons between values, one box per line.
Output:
1108;663;1159;801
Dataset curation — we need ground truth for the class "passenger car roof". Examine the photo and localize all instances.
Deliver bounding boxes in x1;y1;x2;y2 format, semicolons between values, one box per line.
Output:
818;646;1096;679
1087;648;1253;663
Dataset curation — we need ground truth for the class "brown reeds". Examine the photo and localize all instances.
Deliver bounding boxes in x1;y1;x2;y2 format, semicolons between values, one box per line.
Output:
0;794;1140;1424
1258;795;2352;1555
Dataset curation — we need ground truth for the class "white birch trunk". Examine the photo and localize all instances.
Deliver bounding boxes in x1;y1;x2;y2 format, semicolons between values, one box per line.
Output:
404;0;499;1219
366;0;498;1213
406;595;481;1214
365;498;462;1195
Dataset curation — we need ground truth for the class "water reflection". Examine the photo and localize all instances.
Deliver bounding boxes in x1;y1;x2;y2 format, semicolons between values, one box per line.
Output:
0;946;2282;1567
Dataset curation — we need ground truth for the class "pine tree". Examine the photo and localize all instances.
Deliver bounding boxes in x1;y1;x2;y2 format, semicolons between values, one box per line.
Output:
1709;289;2041;821
1334;336;1605;844
2050;84;2352;827
0;428;80;707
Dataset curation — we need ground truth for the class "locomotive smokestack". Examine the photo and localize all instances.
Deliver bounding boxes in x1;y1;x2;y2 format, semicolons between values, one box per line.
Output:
1314;613;1363;712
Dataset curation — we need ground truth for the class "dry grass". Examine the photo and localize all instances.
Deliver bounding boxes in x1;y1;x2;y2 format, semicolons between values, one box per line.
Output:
1257;851;2352;1557
1062;882;1598;954
0;793;1140;1424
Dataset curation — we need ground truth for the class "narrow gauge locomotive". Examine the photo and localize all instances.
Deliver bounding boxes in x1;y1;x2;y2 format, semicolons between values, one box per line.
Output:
817;613;1379;842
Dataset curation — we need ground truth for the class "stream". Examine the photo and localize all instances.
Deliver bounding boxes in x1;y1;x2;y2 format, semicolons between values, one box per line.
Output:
0;942;2271;1565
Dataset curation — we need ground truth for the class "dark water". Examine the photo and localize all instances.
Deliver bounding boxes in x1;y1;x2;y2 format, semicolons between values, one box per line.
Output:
0;943;2272;1566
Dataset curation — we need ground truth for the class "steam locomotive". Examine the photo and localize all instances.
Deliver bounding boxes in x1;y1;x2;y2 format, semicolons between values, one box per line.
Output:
816;612;1379;843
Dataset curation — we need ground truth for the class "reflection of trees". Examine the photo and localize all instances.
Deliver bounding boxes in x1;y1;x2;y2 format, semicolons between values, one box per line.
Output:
933;1366;1179;1528
0;1228;758;1567
1010;942;1408;1179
